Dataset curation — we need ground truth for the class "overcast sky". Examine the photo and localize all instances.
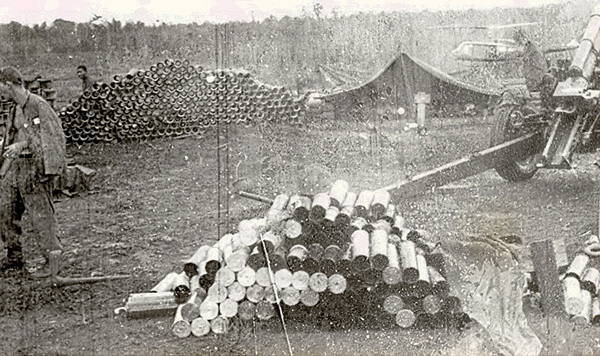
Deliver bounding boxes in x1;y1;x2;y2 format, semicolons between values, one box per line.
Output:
0;0;578;25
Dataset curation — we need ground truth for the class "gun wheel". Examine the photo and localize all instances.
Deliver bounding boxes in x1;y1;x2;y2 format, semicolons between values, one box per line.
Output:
490;104;539;181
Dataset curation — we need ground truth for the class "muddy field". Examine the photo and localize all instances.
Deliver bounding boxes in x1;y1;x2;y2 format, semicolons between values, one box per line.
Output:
1;113;600;356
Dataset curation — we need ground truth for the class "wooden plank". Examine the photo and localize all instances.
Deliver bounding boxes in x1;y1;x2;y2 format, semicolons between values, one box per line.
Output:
529;239;565;316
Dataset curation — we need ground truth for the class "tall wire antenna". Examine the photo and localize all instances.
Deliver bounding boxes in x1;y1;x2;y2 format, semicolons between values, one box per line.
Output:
258;233;294;356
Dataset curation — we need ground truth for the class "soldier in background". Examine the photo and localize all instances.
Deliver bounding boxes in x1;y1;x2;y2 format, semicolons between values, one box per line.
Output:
513;29;557;99
77;65;95;93
0;66;66;278
513;29;548;92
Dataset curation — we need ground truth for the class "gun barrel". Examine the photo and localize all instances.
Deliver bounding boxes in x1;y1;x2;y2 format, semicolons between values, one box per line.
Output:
569;5;600;80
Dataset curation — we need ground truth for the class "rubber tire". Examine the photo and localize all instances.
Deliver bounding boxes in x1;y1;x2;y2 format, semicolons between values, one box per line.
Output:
490;104;539;182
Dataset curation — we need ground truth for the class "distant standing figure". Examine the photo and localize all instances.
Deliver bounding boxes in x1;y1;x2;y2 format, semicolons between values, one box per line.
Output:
77;65;95;93
513;29;548;93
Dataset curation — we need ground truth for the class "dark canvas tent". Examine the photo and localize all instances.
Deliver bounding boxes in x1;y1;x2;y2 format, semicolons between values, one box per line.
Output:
311;52;502;121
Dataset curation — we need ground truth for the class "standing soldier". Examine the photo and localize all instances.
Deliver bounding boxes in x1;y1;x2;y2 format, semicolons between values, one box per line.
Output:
77;65;95;93
0;66;66;278
513;29;551;93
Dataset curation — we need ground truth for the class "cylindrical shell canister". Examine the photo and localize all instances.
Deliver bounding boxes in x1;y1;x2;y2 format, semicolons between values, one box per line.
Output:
310;193;330;221
204;247;223;275
564;276;584;315
581;267;600;294
371;219;392;234
214;233;234;252
210;315;230;334
247;245;266;270
291;196;312;223
225;247;250;273
416;254;431;285
206;284;228;304
390;215;406;236
184;245;211;276
173;272;191;303
565;254;590;279
281;286;301;306
427;265;449;294
237;266;256;287
354;190;374;218
370;189;391;219
172;304;192;338
255;267;272;288
300;288;320;307
270;193;290;212
370;229;389;270
396;309;416;328
351;230;370;273
274;268;293;289
256;300;275;321
382;242;402;285
341;191;358;208
292;270;310;291
321;245;342;276
328;274;347;294
592;297;600;324
285;194;304;215
309;272;329;293
329;180;350;208
261;231;282;254
199;299;219;320
214;266;236;289
227;281;246;302
308;243;325;262
287;244;308;272
383;294;405;314
151;272;179;292
237;219;253;232
350;217;368;231
246;284;266;303
383;203;396;222
400;240;419;283
264;285;281;304
219;298;239;318
191;317;211;337
324;206;340;224
238;300;256;321
422;294;443;314
572;289;593;325
239;227;259;247
284;219;303;239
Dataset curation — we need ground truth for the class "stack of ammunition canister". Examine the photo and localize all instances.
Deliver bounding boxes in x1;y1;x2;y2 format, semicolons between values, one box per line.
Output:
561;241;600;325
59;59;306;144
120;180;469;338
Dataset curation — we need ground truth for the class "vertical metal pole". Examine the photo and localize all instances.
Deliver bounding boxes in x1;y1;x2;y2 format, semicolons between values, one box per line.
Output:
216;23;222;240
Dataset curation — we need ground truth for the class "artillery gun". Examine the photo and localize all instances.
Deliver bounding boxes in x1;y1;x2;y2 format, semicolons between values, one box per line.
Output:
490;5;600;182
383;5;600;199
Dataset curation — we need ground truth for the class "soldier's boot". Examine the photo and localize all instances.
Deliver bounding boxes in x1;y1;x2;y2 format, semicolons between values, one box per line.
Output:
0;244;25;271
30;250;62;279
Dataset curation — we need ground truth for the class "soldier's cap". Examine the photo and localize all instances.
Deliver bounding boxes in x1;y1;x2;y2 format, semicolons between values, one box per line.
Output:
0;66;23;85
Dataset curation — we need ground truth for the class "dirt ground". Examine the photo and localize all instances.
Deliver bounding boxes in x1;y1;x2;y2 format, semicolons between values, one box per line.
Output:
1;113;600;356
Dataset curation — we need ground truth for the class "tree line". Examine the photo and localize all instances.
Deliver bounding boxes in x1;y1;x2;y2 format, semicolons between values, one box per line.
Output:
0;2;588;93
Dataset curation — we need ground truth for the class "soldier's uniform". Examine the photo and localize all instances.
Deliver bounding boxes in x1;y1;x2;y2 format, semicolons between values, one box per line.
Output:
0;91;66;270
81;74;95;93
521;40;549;93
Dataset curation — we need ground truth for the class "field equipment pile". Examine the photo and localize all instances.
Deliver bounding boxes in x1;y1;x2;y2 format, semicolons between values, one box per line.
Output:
561;237;600;325
59;59;307;144
118;180;471;338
